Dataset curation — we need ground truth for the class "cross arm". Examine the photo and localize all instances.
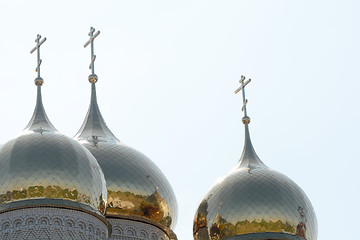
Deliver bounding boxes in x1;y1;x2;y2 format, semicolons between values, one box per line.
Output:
234;79;251;94
30;37;47;54
84;30;100;48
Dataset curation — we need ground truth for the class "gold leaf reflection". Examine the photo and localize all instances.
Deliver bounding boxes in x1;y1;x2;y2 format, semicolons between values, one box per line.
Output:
107;189;172;227
194;211;299;240
0;185;87;204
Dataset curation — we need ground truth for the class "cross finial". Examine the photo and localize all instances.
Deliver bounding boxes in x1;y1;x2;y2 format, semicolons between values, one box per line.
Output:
30;34;47;86
84;27;100;83
235;75;252;124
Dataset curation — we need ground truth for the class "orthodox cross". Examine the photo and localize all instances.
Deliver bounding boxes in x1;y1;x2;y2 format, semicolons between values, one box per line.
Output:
84;27;100;76
235;75;251;123
30;34;46;79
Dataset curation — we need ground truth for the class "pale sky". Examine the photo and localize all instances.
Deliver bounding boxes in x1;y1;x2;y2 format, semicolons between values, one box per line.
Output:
0;1;359;239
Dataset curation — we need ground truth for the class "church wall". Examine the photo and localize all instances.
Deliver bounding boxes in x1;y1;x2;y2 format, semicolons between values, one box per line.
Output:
0;207;108;239
108;218;169;240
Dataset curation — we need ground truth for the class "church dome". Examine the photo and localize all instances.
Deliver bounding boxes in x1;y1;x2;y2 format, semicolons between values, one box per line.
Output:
193;77;317;240
0;81;107;215
193;157;318;240
75;82;178;231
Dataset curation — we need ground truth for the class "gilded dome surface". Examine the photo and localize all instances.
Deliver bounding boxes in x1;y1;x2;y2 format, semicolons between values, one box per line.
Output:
193;124;317;240
194;167;317;240
0;85;107;214
75;83;177;230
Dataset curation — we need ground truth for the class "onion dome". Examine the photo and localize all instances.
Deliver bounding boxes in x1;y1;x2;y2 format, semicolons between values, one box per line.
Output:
74;27;177;235
75;80;177;231
0;35;107;216
193;76;317;240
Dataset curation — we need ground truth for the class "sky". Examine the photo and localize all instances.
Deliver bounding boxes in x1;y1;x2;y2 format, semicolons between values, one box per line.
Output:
0;1;359;239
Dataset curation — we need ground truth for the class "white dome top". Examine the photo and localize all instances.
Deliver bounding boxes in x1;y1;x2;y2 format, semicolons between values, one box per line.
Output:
0;84;107;215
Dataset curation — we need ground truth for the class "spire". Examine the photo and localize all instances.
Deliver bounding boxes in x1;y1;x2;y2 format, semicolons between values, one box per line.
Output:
75;27;118;143
25;34;56;132
234;75;265;169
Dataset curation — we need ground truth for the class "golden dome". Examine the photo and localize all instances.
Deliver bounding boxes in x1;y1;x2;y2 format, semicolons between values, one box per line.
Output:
0;84;107;215
194;77;317;240
75;82;177;231
193;124;317;240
